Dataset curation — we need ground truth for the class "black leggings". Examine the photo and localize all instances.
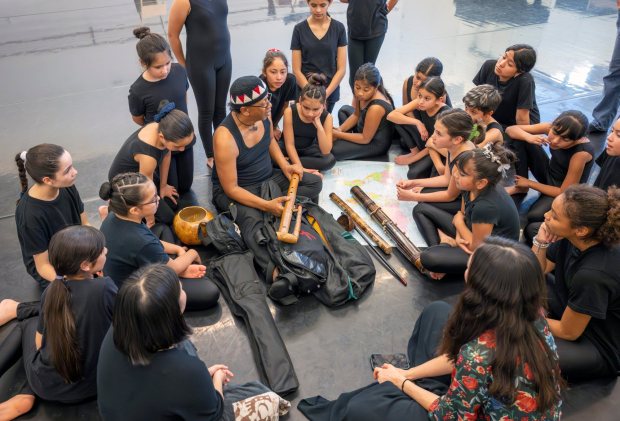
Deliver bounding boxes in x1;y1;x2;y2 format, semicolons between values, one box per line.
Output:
523;194;554;245
332;105;392;160
168;147;195;193
394;125;434;179
153;190;199;226
347;35;386;89
505;134;550;180
186;53;232;158
280;141;337;171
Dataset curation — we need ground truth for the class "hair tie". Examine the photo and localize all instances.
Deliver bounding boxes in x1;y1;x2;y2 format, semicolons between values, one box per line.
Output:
467;124;480;142
481;144;509;177
267;48;281;53
20;151;27;163
153;102;176;122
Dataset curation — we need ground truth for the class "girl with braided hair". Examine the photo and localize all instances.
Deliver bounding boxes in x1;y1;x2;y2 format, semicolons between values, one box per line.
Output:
99;172;219;311
413;143;520;279
282;73;335;172
14;144;87;288
0;226;116;420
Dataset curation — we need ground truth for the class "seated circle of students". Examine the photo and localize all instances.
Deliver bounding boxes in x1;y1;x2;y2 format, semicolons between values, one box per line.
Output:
291;0;347;113
128;26;195;196
413;144;520;280
388;77;451;177
401;57;452;108
332;63;394;161
97;264;289;421
99;172;219;311
462;84;504;147
473;44;539;127
0;226;117;421
259;48;298;142
107;100;195;226
396;109;478;215
533;184;620;381
282;73;336;172
14;144;87;289
298;237;562;420
211;75;322;276
594;118;620;190
506;110;594;244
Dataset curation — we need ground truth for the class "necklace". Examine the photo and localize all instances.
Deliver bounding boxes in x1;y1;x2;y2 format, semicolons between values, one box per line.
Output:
234;113;258;132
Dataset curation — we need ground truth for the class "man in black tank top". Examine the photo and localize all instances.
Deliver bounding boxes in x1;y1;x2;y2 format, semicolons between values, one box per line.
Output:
212;76;322;275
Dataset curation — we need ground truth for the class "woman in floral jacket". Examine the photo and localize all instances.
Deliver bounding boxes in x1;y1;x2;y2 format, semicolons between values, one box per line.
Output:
298;237;563;420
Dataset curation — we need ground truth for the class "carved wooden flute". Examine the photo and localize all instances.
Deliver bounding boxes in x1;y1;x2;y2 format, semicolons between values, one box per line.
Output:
350;186;422;264
277;174;302;244
329;192;393;255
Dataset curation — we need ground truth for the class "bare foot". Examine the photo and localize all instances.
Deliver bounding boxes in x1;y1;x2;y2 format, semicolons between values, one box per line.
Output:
437;230;457;247
394;151;419;165
0;299;19;326
98;205;109;221
429;271;447;280
505;185;528;195
0;394;35;420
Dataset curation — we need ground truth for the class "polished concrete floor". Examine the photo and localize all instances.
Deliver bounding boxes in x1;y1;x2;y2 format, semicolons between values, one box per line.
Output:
0;0;619;419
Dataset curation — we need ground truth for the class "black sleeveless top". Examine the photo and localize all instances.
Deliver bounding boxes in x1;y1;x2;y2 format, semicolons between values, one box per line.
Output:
549;142;595;186
291;103;329;150
405;75;452;107
108;127;167;180
185;0;230;60
212;115;273;188
413;104;450;136
357;99;393;134
486;121;504;134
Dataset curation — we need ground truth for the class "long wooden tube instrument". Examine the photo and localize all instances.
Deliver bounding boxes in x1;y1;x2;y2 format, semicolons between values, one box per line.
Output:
277;173;303;244
337;214;406;286
329;192;393;255
350;186;422;265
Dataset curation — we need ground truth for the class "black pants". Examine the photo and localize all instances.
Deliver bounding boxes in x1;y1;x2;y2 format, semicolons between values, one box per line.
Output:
168;147;195;193
505;134;550;180
332;105;392;161
546;274;616;381
298;301;452;421
348;35;386;89
153;190;199;227
212;170;322;275
523;194;554;245
279;141;337;171
187;52;232;158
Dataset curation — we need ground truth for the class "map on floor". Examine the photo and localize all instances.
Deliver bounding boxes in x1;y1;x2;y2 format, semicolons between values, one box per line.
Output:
319;161;427;248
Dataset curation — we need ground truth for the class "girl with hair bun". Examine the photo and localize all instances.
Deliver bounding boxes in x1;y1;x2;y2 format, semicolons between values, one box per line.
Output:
107;100;196;226
535;184;620;381
332;63;394;160
14;144;87;288
413;143;520;279
99;173;219;311
0;226;116;420
506;110;595;244
396;109;477;215
259;49;298;141
128;26;195;197
282;73;335;172
401;57;452;107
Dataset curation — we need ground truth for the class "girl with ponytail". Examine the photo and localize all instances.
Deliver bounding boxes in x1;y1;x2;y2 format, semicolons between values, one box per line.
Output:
0;226;116;420
14;144;87;288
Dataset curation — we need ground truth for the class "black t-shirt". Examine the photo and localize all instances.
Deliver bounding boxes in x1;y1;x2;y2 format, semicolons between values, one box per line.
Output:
98;331;224;421
595;151;620;190
346;0;388;40
547;240;620;373
473;59;540;127
414;104;451;135
100;213;169;287
108;127;168;181
260;73;297;127
30;276;117;402
463;184;520;240
291;103;329;150
486;121;504;134
15;186;84;288
291;18;347;102
128;63;189;124
405;76;453;107
548;141;594;186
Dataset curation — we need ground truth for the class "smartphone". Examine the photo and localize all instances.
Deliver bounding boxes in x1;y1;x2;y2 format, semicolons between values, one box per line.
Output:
370;353;410;370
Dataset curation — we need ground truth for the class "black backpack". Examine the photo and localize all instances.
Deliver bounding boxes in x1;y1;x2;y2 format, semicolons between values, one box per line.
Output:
199;212;246;254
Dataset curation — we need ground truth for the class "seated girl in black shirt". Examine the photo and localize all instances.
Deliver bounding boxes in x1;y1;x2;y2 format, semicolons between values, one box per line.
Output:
128;27;195;196
97;264;289;421
99;172;219;311
462;84;504;147
332;63;394;161
259;49;298;142
414;143;520;279
594;118;620;190
396;109;477;215
282;73;335;172
0;226;117;420
533;184;620;381
388;77;450;178
14;144;87;288
506;110;594;243
401;57;452;108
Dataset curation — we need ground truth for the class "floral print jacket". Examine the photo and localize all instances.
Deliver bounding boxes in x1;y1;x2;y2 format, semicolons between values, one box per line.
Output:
428;319;562;420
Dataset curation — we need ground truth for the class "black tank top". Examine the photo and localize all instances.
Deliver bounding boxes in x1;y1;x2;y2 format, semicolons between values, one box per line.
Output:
212;114;273;188
357;99;393;133
549;142;595;186
291;104;328;150
185;0;230;59
486;121;504;134
108;127;167;181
